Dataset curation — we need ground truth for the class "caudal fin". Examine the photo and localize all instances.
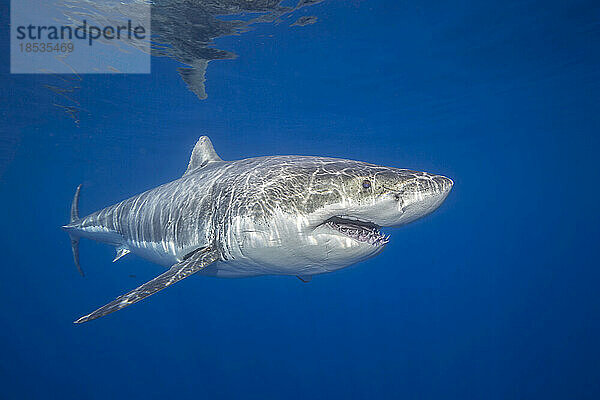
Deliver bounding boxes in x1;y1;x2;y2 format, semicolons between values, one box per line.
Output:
66;184;84;277
70;184;81;223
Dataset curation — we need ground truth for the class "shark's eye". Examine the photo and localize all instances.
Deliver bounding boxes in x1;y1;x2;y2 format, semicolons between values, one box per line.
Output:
362;180;371;189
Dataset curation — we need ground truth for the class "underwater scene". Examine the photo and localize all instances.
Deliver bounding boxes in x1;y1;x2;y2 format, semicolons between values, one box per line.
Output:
1;0;599;399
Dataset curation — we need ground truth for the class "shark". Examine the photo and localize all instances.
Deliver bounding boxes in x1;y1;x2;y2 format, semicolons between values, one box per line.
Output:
63;136;453;323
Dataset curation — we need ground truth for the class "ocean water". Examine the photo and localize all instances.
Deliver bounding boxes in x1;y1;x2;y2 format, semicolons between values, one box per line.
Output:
1;0;599;399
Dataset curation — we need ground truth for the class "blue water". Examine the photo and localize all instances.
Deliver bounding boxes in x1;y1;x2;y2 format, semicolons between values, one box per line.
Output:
1;0;600;398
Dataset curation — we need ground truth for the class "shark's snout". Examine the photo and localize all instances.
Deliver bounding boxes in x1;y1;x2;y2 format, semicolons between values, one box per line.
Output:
430;174;453;208
403;173;453;198
432;175;454;194
394;173;452;225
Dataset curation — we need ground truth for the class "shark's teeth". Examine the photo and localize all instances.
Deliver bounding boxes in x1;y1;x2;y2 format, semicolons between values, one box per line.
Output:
325;217;388;246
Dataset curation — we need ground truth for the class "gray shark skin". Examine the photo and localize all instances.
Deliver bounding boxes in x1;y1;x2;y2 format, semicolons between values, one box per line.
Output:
63;136;453;323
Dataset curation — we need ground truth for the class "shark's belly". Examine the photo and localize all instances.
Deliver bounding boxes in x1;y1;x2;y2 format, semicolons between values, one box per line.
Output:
197;259;334;278
126;239;180;267
212;213;381;278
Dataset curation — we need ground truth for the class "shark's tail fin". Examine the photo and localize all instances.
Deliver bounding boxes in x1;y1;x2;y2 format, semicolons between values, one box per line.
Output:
65;184;84;277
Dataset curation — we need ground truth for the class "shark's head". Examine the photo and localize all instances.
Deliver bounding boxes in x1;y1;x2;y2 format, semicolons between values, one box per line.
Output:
222;156;453;275
312;165;454;228
301;161;453;267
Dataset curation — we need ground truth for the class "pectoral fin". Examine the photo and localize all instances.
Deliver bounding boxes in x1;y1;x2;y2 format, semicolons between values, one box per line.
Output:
74;247;219;324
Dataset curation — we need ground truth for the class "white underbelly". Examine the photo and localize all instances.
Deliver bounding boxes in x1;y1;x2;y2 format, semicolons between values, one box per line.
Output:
124;239;321;278
197;259;334;278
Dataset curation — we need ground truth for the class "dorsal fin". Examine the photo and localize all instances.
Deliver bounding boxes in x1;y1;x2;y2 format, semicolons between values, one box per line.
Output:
297;275;312;283
183;136;223;176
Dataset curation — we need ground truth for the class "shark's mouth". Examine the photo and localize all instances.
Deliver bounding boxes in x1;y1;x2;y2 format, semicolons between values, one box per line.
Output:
324;216;389;246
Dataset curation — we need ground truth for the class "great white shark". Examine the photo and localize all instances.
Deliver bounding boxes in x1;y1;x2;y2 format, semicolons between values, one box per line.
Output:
63;137;453;323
